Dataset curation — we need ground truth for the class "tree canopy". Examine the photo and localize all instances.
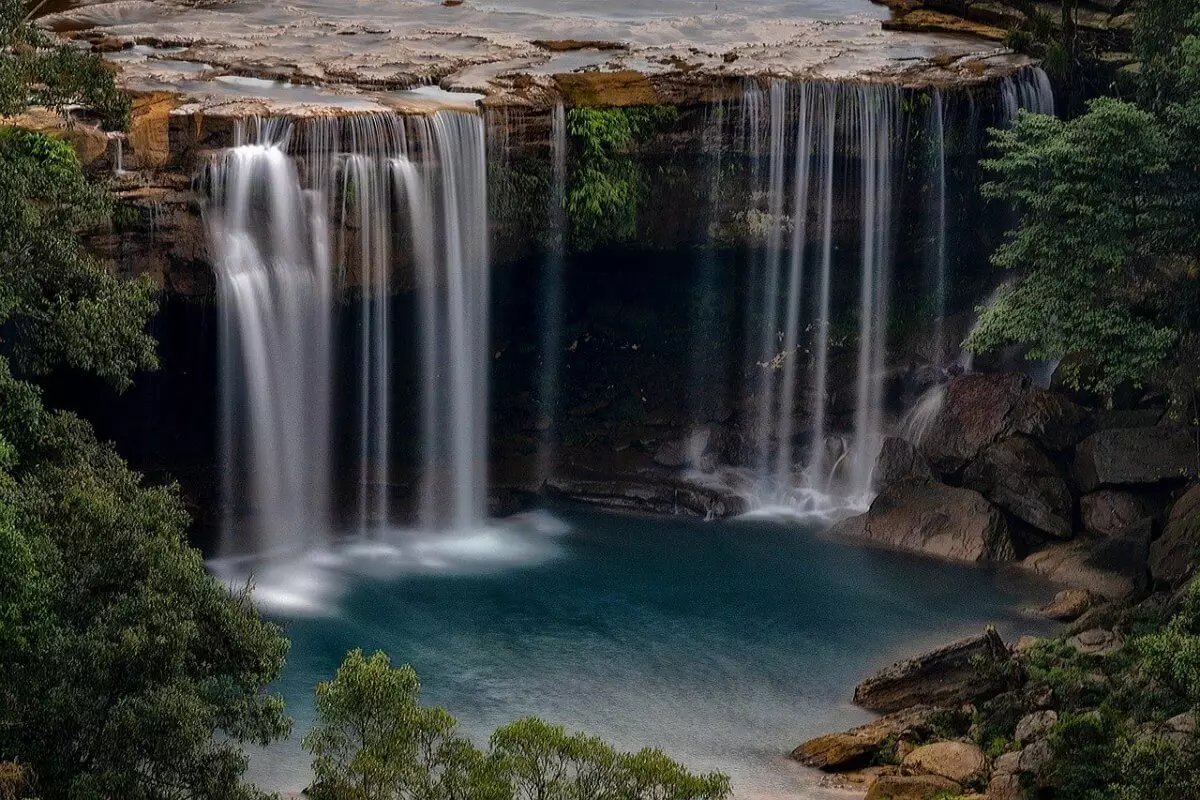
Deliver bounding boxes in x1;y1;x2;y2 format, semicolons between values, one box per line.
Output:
304;650;732;800
965;0;1200;399
0;8;292;799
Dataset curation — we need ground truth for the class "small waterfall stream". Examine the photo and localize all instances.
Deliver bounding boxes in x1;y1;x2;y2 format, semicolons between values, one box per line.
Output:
738;81;902;509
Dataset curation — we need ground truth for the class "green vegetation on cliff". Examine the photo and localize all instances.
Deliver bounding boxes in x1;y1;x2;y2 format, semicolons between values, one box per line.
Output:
0;7;290;799
566;106;677;250
966;0;1200;400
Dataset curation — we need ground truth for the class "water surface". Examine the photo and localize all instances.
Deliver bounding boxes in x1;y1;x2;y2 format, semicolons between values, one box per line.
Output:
253;507;1053;798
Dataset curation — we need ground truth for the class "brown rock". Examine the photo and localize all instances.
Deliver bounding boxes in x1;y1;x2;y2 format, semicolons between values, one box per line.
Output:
1021;520;1151;601
1074;425;1198;492
1037;589;1094;622
1081;490;1149;538
792;706;937;770
854;628;1011;714
856;482;1015;563
883;8;1007;40
554;71;658;107
1150;484;1200;587
866;774;961;800
1;108;109;165
1014;711;1058;745
1009;388;1091;451
874;436;935;490
986;773;1029;800
128;92;179;169
1066;628;1124;657
963;436;1073;540
1169;484;1200;525
902;741;988;783
920;373;1028;476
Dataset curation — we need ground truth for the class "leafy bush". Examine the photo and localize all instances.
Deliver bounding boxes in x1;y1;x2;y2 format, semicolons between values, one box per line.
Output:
305;650;732;800
565;106;677;250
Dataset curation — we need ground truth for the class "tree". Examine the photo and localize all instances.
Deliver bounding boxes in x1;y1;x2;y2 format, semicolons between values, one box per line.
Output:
965;0;1200;397
304;650;504;800
1;10;292;798
305;651;732;800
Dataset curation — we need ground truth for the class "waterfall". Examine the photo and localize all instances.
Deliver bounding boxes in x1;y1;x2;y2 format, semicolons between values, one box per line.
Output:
207;108;489;560
207;120;334;558
409;113;491;531
999;65;1056;122
927;88;949;365
735;81;903;509
849;86;899;497
536;103;567;484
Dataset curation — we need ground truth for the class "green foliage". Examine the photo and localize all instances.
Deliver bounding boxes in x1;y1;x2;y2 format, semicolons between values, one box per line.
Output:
966;100;1181;396
0;360;292;799
1134;581;1200;707
565;106;677;251
0;127;158;390
967;0;1200;397
0;1;129;129
303;649;495;800
1;23;291;798
306;650;732;800
1045;711;1123;799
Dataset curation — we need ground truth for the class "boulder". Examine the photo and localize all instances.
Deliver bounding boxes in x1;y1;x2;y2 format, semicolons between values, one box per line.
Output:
854;628;1011;714
902;741;988;783
1150;484;1200;586
866;774;961;800
1074;425;1198;492
1037;589;1094;622
921;373;1029;476
1021;519;1151;601
1066;628;1124;657
1016;738;1053;774
1009;388;1091;451
992;751;1021;775
986;773;1028;800
1080;490;1150;538
1014;711;1058;745
874;436;934;490
1169;484;1200;525
1149;512;1200;587
854;482;1015;563
792;706;936;770
963;436;1073;540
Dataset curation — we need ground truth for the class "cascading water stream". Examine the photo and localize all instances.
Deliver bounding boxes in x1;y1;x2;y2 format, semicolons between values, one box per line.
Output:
207;120;334;558
536;103;568;484
208;108;490;564
999;65;1056;122
927;88;949;365
410;112;491;531
849;86;899;497
734;81;903;511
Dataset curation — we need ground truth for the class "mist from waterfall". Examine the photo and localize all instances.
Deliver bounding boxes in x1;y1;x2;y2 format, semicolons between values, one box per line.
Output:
207;109;490;565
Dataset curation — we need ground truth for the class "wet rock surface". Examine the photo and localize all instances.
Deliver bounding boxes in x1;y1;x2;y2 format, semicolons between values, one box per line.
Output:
793;705;938;770
853;627;1011;713
920;373;1029;476
962;435;1073;540
844;482;1015;563
1074;425;1199;492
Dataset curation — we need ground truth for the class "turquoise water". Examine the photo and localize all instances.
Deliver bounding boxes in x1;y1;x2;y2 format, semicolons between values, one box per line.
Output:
251;507;1053;798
